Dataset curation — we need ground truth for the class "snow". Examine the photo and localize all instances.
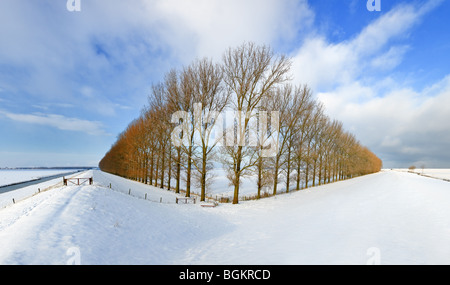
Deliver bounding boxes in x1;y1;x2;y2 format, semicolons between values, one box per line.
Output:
422;169;450;180
0;171;82;209
393;168;450;181
0;169;80;187
0;169;450;265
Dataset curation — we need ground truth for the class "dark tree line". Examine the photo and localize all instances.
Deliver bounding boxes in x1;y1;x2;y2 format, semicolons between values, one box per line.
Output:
99;43;382;204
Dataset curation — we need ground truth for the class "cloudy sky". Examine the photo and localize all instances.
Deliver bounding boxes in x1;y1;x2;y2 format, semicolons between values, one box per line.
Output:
0;0;449;168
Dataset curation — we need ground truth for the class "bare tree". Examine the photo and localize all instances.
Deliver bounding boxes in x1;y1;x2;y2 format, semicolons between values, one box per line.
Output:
301;102;325;188
148;82;172;189
189;58;229;201
284;85;315;192
164;69;184;193
99;42;383;205
292;87;315;190
221;42;291;204
266;84;314;195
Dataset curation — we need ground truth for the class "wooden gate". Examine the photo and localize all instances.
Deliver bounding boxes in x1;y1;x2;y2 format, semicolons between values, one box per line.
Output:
63;177;93;186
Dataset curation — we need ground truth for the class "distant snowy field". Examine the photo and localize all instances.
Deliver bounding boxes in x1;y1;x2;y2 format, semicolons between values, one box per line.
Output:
392;168;450;180
1;169;450;265
0;169;79;187
423;169;450;180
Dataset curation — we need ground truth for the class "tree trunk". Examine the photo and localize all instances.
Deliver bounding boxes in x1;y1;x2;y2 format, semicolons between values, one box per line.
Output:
154;154;159;187
200;151;207;201
296;151;302;190
167;146;172;190
305;162;309;189
144;153;149;184
286;146;291;193
273;154;280;195
233;146;243;204
176;147;181;194
160;144;165;189
149;149;154;186
186;145;192;197
257;154;263;199
312;159;316;187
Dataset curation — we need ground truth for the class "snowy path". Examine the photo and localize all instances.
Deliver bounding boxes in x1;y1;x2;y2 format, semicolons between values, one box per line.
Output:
0;170;227;264
0;169;449;264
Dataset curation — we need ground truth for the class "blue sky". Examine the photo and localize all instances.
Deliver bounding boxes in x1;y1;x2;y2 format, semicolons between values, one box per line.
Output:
0;0;449;168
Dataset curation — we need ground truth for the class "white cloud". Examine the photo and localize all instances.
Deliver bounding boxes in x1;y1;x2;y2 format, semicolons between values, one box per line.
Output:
0;0;447;168
0;111;107;136
0;0;315;114
290;1;436;90
0;0;315;167
290;0;449;167
320;74;450;168
370;45;410;70
291;37;356;90
351;4;418;56
147;0;314;60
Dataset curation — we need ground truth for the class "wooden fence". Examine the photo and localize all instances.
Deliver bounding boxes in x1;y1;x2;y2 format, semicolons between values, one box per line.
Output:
63;177;93;186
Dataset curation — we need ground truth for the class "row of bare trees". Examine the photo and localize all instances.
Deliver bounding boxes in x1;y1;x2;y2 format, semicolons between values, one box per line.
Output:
99;43;382;204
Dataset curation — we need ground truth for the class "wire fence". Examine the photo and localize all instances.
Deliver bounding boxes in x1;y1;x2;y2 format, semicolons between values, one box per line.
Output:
95;181;200;205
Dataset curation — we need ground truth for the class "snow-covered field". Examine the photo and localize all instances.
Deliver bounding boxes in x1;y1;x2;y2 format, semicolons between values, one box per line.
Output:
0;169;450;265
0;169;80;187
393;168;450;181
422;169;450;180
